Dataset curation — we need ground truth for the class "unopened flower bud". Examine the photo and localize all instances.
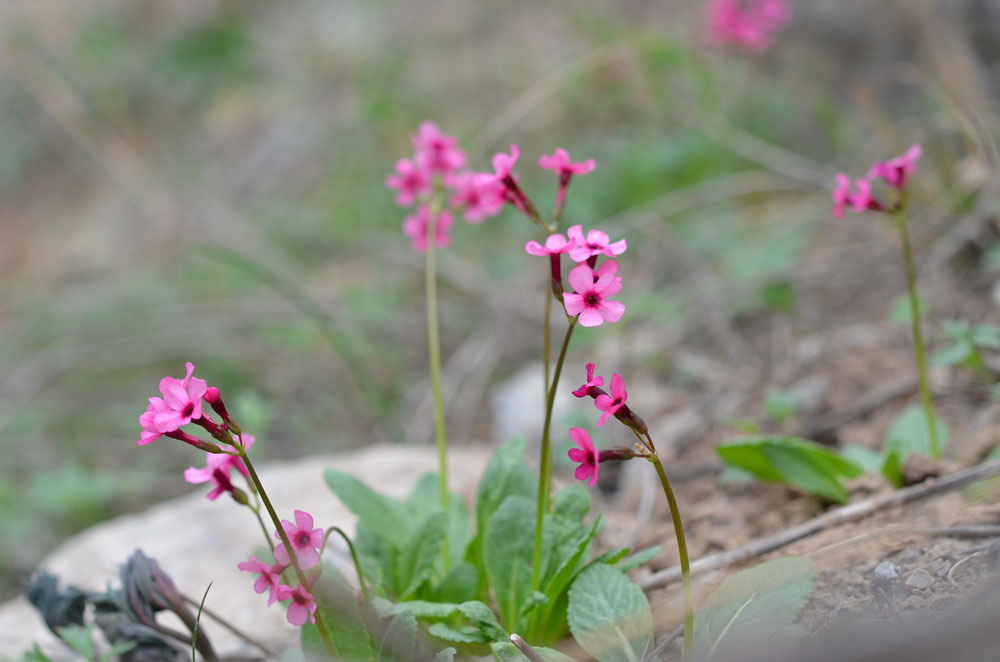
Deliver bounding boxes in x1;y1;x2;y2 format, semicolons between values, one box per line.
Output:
203;387;221;404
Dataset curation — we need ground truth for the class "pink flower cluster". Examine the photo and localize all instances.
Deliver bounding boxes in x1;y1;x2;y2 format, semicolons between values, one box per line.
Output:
706;0;791;52
238;509;324;626
526;225;627;327
832;144;922;218
386;122;507;251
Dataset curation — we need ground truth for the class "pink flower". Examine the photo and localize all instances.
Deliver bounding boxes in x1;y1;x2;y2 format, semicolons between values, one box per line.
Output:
565;225;627;263
137;397;171;445
274;510;324;570
706;0;790;52
184;435;254;500
525;233;572;256
868;144;922;189
403;205;454;252
594;373;627;427
449;172;506;223
850;178;873;211
148;362;209;435
237;555;286;606
275;584;317;626
411;121;466;175
385;158;432;206
595;259;622;284
538;148;596;176
567;427;600;486
563;263;626;327
492;145;520;180
832;173;852;218
573;362;605;398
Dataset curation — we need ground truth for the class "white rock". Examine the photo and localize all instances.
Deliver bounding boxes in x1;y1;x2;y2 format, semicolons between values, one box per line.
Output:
0;444;490;660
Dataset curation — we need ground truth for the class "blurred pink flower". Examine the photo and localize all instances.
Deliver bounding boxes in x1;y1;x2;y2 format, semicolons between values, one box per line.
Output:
237;555;286;606
563;263;625;327
572;362;605;398
832;173;852;218
567;427;600;486
538;148;595;176
411;121;466;175
274;510;324;570
492;144;520;181
149;362;209;434
403;205;454;252
595;373;627;427
275;584;317;626
707;0;791;52
385;158;432;206
184;435;254;500
868;144;922;189
525;233;572;256
449;171;506;223
566;225;627;263
137;397;170;445
851;178;873;211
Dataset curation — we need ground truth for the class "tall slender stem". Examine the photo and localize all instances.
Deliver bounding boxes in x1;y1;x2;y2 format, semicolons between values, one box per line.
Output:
895;209;940;458
239;451;337;660
542;285;552;404
328;526;371;604
251;503;275;553
531;319;576;590
650;453;693;662
425;207;452;570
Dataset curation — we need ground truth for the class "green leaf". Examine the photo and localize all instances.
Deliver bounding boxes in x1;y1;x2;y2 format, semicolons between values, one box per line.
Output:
432;562;479;603
476;439;538;544
517;591;550;625
693;557;817;661
840;445;883;474
485;496;537;631
390;600;459;620
396;511;447;599
19;645;54;662
54;625;94;658
941;319;971;339
931;342;971;366
552;484;591;522
378;608;417;662
492;641;578;662
456;600;508;642
591;547;630;566
717;436;863;503
881;406;949;487
616;546;662;573
763;389;797;426
406;473;473;567
972;323;1000;349
888;294;927;326
325;469;414;548
428;623;486;644
567;564;653;662
302;566;377;661
542;517;602;612
435;648;457;662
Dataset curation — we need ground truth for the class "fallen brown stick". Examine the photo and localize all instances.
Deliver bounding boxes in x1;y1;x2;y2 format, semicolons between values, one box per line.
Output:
640;459;1000;590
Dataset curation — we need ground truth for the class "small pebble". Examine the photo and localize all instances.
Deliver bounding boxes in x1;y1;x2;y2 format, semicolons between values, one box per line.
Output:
904;547;922;563
906;568;935;590
872;561;902;603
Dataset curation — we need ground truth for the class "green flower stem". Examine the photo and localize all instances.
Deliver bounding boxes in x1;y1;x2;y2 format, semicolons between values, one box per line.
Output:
327;526;371;604
894;207;940;458
542;285;552;405
425;204;452;571
250;501;276;553
239;450;337;660
531;318;576;591
649;448;693;662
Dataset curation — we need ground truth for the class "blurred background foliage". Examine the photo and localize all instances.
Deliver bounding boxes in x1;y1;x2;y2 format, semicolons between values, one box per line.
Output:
1;0;997;598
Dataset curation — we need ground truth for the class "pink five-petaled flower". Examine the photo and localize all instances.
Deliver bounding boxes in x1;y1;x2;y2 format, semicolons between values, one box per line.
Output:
385;158;432;206
448;172;506;223
572;362;605;398
594;373;627;427
868;144;922;190
538;148;596;177
402;205;454;252
492;144;520;181
562;263;626;327
832;175;876;218
565;225;627;264
237;555;286;606
184;435;254;500
525;233;572;256
567;427;600;486
275;584;317;626
411;121;466;175
139;362;209;441
274;510;324;570
707;0;791;52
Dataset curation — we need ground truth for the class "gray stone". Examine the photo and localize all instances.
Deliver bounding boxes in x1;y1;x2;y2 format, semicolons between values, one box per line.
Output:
0;444;490;661
872;561;902;604
906;568;935;591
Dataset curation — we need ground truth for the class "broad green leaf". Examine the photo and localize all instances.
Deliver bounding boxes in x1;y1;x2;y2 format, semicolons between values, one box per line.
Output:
973;323;1000;349
840;444;883;474
356;521;392;593
541;513;586;582
591;547;630;566
406;473;473;567
517;591;550;625
378;608;417;662
456;600;508;642
432;562;479;603
693;557;817;661
392;600;506;643
887;294;927;326
302;566;376;661
476;439;537;542
552;484;591;522
931;342;971;366
325;469;414;548
396;511;447;599
391;600;458;620
492;641;577;662
19;644;54;662
542;517;602;615
717;436;863;503
941;319;970;338
881;406;949;487
428;623;486;644
616;546;662;572
435;648;457;662
54;625;94;658
567;564;653;662
485;496;537;631
763;389;797;426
